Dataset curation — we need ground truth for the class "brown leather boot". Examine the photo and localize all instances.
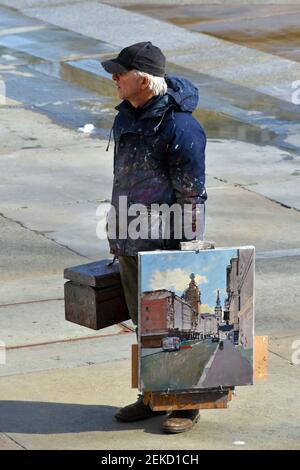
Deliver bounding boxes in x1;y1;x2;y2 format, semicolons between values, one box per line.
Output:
162;410;200;433
114;395;166;422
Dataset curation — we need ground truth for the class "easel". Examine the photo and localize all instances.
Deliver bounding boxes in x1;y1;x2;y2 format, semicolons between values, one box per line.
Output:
132;241;268;412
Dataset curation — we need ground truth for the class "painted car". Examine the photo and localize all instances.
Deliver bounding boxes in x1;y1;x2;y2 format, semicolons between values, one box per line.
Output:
162;337;181;352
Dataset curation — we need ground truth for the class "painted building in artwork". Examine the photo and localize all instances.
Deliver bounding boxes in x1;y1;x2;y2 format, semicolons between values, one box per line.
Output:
226;256;239;330
223;297;230;322
200;313;218;337
140;290;197;333
140;289;196;346
181;273;218;337
141;273;218;346
181;273;201;314
226;248;254;349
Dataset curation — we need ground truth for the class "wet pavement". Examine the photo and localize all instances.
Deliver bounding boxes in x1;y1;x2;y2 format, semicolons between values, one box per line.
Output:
0;5;119;135
1;4;299;153
0;1;300;450
121;3;300;62
1;66;114;138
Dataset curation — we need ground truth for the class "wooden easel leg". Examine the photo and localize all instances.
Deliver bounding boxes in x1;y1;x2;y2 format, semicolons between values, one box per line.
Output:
131;344;138;389
254;336;268;381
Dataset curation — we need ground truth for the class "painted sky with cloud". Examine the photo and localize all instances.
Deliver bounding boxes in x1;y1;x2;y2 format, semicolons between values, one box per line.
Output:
149;268;207;292
140;249;238;309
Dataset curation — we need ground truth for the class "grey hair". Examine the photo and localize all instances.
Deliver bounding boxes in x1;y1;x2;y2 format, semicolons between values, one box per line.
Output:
134;70;167;96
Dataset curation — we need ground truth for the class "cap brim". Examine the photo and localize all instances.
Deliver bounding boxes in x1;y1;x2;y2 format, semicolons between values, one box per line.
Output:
101;58;129;74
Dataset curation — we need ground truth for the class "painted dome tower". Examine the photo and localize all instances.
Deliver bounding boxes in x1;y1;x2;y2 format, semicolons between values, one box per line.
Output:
182;273;201;314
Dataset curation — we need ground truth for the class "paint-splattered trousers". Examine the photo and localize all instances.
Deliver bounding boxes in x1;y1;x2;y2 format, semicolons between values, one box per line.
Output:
118;255;139;327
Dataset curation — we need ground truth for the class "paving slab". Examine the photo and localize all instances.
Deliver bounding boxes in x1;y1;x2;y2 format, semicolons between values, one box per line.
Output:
0;44;42;66
256;248;300;259
206;139;300;210
0;109;114;257
1;201;111;258
0;215;87;281
27;59;115;101
1;62;101;105
251;178;300;211
1;330;135;377
0;274;64;305
0;105;98;154
0;433;24;450
0;298;129;347
269;333;300;365
0;4;45;28
1;65;115;135
285;131;300;149
0;24;118;63
205;185;300;252
255;256;300;336
206;139;299;187
20;1;209;52
0;145;112;206
0;350;299;450
168;47;300;104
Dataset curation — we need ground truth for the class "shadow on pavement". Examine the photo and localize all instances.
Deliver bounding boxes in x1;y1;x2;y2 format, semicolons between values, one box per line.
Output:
0;401;165;435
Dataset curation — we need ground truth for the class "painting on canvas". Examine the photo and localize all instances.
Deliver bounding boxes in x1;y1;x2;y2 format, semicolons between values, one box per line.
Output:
138;247;254;392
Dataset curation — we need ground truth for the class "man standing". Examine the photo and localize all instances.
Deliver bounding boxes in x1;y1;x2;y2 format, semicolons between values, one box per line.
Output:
101;42;207;433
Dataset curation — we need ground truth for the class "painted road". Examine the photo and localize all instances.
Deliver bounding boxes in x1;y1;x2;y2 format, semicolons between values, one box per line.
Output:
141;339;217;391
198;339;253;388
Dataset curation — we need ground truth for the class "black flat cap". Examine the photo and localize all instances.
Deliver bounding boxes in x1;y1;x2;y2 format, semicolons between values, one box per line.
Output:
101;41;166;77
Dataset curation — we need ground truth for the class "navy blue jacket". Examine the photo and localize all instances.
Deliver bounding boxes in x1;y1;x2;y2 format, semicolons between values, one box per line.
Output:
107;75;207;256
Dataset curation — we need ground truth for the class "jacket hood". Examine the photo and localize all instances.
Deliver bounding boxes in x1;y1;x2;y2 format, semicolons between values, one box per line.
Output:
165;74;199;113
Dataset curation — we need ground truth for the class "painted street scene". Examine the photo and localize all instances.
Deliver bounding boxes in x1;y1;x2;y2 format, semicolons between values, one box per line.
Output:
139;247;254;391
0;0;299;450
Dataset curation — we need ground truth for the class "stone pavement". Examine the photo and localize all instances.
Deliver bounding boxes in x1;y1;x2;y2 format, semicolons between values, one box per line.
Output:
0;0;299;450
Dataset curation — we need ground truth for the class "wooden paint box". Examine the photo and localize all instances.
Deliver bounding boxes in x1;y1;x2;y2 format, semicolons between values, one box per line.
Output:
64;259;130;330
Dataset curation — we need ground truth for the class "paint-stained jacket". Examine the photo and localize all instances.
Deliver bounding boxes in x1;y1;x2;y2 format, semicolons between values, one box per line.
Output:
107;74;207;256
